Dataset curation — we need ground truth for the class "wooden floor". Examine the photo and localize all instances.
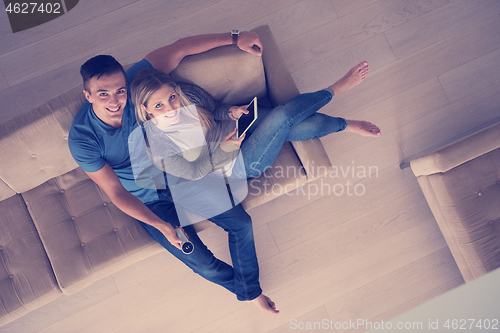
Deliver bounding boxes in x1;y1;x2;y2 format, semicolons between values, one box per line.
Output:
1;0;499;332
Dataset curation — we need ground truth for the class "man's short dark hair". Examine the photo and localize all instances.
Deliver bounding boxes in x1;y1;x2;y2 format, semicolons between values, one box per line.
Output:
80;55;126;93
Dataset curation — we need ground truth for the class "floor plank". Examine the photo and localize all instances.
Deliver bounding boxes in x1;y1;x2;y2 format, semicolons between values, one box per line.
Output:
0;0;141;56
385;0;500;59
269;306;331;332
363;277;464;333
438;48;500;104
266;164;419;253
320;78;450;158
0;69;8;91
195;218;454;333
240;0;338;44
330;0;378;18
38;262;213;333
263;187;434;290
393;82;500;160
329;14;500;118
0;0;223;86
292;32;396;93
325;247;461;333
0;276;119;333
280;0;453;73
102;0;306;67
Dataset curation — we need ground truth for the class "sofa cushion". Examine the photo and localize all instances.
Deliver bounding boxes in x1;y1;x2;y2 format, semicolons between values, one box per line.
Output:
21;168;163;294
0;195;61;326
425;147;500;281
169;45;267;106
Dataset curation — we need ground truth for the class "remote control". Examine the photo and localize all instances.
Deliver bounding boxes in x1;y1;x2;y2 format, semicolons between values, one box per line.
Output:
175;228;194;254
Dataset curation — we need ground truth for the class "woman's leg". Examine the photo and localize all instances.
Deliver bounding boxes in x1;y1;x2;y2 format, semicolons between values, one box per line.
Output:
241;61;380;178
241;89;335;178
247;107;348;141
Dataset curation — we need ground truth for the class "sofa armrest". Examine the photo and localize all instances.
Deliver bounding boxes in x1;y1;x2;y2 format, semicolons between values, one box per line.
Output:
252;25;299;106
252;25;332;179
411;121;500;177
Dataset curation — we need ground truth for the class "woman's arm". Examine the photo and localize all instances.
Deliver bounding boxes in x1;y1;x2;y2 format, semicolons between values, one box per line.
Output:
178;83;234;121
146;126;240;181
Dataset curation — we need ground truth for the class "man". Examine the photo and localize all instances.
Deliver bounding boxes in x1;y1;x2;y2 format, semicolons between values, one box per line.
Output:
68;31;279;314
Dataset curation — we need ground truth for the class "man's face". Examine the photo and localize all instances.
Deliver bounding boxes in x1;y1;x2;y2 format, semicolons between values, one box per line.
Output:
83;72;127;128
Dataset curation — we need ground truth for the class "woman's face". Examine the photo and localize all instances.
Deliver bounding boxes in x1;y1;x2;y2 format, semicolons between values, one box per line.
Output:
144;84;182;126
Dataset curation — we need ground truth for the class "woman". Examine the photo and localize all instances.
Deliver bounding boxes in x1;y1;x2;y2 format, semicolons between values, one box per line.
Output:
129;63;380;314
131;63;380;183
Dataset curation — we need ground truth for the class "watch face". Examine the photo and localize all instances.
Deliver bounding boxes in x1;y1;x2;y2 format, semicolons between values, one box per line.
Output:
182;241;194;254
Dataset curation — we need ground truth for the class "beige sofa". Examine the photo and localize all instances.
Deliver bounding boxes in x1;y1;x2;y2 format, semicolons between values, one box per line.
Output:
410;121;500;283
0;25;333;325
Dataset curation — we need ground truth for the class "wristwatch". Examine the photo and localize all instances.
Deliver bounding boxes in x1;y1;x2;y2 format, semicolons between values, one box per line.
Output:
231;30;240;46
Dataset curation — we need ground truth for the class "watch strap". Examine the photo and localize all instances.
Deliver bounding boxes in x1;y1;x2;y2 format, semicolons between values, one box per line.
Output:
231;30;239;46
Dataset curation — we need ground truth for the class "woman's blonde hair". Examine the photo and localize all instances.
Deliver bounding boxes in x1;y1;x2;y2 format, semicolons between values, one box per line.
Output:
130;68;214;129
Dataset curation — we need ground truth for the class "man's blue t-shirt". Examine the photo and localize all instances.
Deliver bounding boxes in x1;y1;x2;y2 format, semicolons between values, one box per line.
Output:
68;59;159;204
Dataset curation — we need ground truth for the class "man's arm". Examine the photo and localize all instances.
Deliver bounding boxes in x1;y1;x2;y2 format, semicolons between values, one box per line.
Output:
144;31;262;74
85;163;183;250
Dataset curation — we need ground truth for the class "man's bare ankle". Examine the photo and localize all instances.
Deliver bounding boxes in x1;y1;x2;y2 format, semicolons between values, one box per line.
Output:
251;294;279;314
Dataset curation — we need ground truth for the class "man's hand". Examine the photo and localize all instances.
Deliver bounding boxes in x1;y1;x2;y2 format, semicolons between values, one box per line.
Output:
84;164;184;250
157;223;183;250
237;31;263;56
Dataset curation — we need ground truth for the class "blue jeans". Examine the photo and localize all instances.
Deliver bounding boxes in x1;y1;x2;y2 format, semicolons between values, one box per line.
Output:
143;188;261;301
242;88;347;178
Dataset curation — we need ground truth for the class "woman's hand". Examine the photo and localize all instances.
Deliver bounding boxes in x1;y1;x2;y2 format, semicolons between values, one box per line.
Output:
228;105;249;120
221;128;245;151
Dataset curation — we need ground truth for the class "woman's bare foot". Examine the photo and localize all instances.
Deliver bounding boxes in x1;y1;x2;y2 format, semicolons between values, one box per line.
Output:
345;120;381;137
329;61;370;96
250;294;279;314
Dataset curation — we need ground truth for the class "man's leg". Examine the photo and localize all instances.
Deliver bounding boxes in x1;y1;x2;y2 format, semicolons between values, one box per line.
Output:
208;203;279;314
143;189;237;295
208;203;261;301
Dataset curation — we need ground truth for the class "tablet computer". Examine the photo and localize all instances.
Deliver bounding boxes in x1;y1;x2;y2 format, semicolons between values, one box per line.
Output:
236;97;258;139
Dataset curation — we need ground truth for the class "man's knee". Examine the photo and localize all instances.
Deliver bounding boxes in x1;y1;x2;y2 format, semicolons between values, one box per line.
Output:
232;211;254;235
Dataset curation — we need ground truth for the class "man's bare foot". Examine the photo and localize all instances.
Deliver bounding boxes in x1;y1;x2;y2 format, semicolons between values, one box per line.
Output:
251;294;279;314
345;120;381;137
329;61;370;96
